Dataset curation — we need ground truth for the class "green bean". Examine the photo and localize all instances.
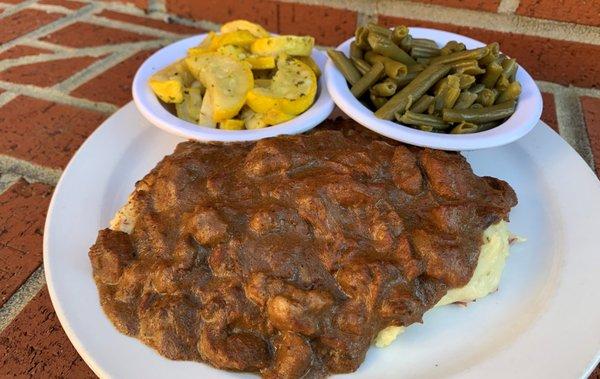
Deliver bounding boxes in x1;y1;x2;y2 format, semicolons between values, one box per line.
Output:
433;85;460;112
351;57;372;75
368;32;417;66
391;25;409;45
411;45;441;59
469;83;485;94
481;60;503;88
476;88;498;107
327;49;361;85
452;60;485;75
399;34;412;51
457;74;475;89
433;75;459;95
450;121;479;134
364;51;407;78
479;42;499;66
371;79;397;97
388;70;418;88
495;74;510;92
453;91;478;110
409;94;434;113
496;81;521;103
440;40;466;55
350;42;363;60
375;63;452;119
398;110;450;129
415;57;431;65
442;100;516;123
470;103;484;109
366;22;392;38
355;27;371;50
351;61;385;97
407;63;425;73
497;54;507;65
411;38;438;49
430;47;488;65
418;125;434;132
370;93;388;109
501;58;518;80
478;121;500;131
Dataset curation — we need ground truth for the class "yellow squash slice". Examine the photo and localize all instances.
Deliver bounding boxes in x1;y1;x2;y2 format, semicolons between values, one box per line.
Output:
219;119;245;130
240;107;267;130
246;55;317;116
251;36;314;56
175;87;202;123
185;53;254;122
198;88;216;128
220;20;270;38
296;55;321;78
148;59;194;103
246;55;276;69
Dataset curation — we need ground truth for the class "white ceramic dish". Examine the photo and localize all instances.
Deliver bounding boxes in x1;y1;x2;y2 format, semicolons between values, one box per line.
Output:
325;27;543;151
44;102;599;378
132;33;334;142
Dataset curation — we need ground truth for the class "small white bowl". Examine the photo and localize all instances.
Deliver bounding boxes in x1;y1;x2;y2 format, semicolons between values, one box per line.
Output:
132;34;334;142
325;27;543;151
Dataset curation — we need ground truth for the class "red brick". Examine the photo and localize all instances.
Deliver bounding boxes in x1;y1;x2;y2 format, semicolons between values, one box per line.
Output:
278;3;357;46
591;365;600;379
0;287;95;378
0;96;107;168
517;0;600;28
540;92;558;132
1;0;26;3
100;0;147;10
0;9;62;45
0;45;51;60
0;56;99;87
581;96;600;175
71;49;155;106
0;180;53;306
411;0;499;12
39;0;87;9
167;0;279;32
42;22;154;48
97;10;206;35
378;16;600;88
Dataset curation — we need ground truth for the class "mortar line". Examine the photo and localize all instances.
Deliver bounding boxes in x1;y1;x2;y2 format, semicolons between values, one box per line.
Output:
0;81;118;114
0;266;46;333
0;0;39;20
497;0;520;14
0;155;62;186
24;39;76;53
536;81;600;99
0;172;21;194
0;91;18;108
87;15;187;39
28;2;75;15
148;12;221;32
147;0;166;13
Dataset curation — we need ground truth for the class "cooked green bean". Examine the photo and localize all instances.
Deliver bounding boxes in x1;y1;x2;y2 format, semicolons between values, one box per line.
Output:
391;25;408;45
495;74;510;91
411;38;438;49
418;125;434;132
450;121;479;134
469;83;485;94
351;61;385;97
327;49;361;85
364;51;407;78
366;22;392;38
409;94;434;113
389;70;418;87
470;103;484;109
457;74;475;89
442;100;516;123
433;85;460;112
351;57;372;75
479;42;499;66
407;63;425;73
501;58;518;80
416;57;431;65
478;121;500;131
476;88;497;106
350;41;363;60
496;81;521;103
430;47;488;65
481;61;503;88
398;110;450;129
355;27;371;50
452;60;485;75
370;93;388;109
440;40;466;55
368;32;417;66
411;45;441;59
399;34;412;51
433;75;459;95
375;63;451;119
453;91;478;110
371;79;397;97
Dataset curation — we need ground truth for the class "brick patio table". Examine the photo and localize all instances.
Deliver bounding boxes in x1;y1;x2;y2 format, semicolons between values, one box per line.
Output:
0;0;598;377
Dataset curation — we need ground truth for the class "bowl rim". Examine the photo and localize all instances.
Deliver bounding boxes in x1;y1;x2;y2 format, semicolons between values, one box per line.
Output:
325;27;543;151
132;33;334;142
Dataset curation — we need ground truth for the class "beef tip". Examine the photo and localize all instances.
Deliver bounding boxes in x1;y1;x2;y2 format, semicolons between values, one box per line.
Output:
263;332;313;379
187;207;227;246
89;229;134;285
267;295;320;336
391;145;423;195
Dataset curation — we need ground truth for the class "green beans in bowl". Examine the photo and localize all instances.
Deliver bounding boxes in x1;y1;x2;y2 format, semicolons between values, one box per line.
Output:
325;24;542;150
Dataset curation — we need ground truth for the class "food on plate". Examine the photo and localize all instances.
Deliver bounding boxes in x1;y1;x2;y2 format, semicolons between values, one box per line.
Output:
148;19;318;130
328;22;522;134
89;119;517;378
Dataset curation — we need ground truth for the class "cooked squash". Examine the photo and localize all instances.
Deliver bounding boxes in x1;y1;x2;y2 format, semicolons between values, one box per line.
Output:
251;36;314;56
220;19;270;38
148;60;194;103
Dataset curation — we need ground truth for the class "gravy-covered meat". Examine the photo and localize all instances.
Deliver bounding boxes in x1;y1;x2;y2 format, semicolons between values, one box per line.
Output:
89;120;517;378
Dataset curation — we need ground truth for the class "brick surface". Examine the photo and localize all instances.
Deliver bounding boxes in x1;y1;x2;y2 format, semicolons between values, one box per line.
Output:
581;96;600;174
1;0;26;3
0;96;107;168
0;180;53;306
540;92;558;133
0;56;99;87
42;22;154;48
0;287;95;378
278;3;357;46
97;10;206;35
0;9;62;45
100;0;147;10
379;16;600;88
71;49;155;106
167;0;279;31
411;0;500;12
0;45;51;60
38;0;87;10
517;0;600;28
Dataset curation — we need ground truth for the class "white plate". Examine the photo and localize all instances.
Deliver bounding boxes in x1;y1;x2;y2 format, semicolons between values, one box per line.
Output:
325;27;543;151
44;102;600;379
132;34;334;142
